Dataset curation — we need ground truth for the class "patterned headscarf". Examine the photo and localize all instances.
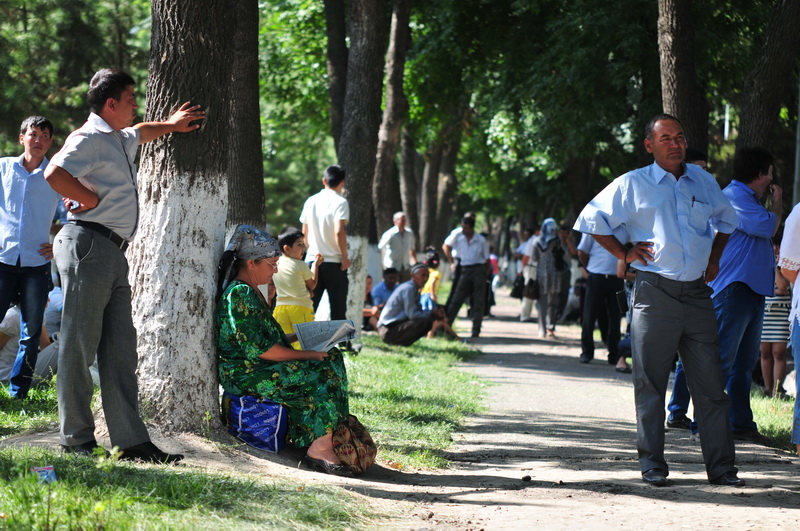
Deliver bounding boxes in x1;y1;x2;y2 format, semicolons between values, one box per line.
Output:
537;218;558;249
216;224;280;299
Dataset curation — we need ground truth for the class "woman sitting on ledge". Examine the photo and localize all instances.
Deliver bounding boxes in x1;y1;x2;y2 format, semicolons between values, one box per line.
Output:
215;225;351;476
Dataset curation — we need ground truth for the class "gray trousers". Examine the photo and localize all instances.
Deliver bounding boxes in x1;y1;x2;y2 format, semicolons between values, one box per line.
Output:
53;224;150;448
631;272;735;480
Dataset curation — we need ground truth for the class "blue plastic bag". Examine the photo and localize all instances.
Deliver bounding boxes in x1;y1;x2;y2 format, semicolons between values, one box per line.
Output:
222;392;288;453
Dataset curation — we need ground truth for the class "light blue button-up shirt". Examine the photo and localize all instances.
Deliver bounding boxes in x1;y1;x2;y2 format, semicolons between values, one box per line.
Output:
0;155;60;267
377;280;430;326
707;179;776;296
577;232;619;275
574;162;738;281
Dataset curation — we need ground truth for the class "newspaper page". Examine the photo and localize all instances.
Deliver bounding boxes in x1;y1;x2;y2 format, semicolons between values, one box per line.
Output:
293;319;356;352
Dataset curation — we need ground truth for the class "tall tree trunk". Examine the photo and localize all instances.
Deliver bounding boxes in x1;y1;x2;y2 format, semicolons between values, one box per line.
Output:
337;0;390;335
418;140;443;250
657;0;709;151
399;129;420;236
323;0;348;151
132;0;234;431
373;0;411;236
737;0;800;148
434;135;461;247
227;0;265;227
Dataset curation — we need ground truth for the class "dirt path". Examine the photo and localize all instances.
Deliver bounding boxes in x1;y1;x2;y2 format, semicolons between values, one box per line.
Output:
3;290;800;529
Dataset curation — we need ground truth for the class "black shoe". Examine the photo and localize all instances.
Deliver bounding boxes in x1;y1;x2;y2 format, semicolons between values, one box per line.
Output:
642;468;668;487
709;471;745;487
666;417;691;430
615;366;632;374
304;455;354;477
120;441;183;464
61;440;108;458
732;430;771;446
579;356;592;364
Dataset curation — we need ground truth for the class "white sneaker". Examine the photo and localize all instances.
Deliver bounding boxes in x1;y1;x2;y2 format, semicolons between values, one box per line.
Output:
689;432;701;442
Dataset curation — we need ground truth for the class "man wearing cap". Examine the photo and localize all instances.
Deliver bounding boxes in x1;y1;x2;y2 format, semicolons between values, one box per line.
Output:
44;68;204;463
377;263;457;346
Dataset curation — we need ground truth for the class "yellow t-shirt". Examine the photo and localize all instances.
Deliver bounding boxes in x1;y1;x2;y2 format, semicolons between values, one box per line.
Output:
273;256;313;308
421;268;441;297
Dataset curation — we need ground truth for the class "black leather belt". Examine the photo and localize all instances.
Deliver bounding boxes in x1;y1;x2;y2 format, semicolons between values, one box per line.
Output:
72;220;129;252
590;273;617;279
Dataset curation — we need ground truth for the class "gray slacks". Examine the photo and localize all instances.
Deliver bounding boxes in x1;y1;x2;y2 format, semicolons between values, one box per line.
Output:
631;272;736;480
54;224;150;448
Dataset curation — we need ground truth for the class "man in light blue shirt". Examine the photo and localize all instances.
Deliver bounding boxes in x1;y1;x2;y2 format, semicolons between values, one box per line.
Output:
370;267;399;309
708;147;782;445
575;114;743;487
0;116;60;399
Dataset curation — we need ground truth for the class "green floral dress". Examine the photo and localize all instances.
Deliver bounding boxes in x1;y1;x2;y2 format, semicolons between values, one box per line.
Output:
216;280;349;447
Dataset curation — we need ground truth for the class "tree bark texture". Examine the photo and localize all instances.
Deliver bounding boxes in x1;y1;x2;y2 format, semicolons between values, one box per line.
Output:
338;0;390;332
132;0;235;432
737;0;800;148
323;0;348;151
657;0;709;151
372;0;411;236
227;0;266;227
434;135;462;248
418;139;443;250
399;130;421;237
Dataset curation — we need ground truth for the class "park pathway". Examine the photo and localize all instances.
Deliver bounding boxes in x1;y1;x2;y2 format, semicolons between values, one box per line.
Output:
366;288;800;530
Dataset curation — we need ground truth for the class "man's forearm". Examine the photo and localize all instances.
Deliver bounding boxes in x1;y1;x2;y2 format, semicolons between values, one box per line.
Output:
134;122;181;144
44;166;99;208
708;232;730;266
591;234;627;261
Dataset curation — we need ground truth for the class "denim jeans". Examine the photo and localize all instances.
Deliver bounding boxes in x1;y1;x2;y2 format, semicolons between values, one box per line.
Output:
0;260;51;398
790;321;800;445
713;282;765;434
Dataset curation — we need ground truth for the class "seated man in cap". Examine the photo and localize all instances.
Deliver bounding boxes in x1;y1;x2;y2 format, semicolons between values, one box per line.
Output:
377;263;459;346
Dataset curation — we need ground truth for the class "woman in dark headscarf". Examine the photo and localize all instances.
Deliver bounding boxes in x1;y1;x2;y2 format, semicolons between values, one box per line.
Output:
532;218;573;338
215;225;351;476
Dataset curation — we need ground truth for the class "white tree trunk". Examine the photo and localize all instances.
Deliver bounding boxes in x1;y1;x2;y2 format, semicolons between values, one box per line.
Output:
131;176;227;432
346;234;368;346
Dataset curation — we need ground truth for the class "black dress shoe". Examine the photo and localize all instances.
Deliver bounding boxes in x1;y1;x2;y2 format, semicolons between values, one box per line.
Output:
666;417;692;430
305;455;354;477
120;441;183;464
642;468;668;486
579;356;592;364
61;440;108;457
709;471;745;487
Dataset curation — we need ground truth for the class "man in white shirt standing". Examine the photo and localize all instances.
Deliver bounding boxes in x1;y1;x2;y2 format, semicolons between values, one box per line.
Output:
300;165;350;320
378;211;417;282
444;214;490;338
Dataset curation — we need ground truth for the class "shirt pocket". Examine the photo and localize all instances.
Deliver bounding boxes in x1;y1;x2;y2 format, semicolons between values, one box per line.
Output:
688;200;712;234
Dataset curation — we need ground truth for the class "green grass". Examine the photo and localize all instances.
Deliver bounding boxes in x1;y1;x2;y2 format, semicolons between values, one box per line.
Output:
347;334;487;469
750;390;797;453
0;334;487;527
0;445;373;530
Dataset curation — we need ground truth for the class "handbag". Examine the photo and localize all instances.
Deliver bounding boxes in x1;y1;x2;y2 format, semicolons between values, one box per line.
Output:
523;278;540;300
510;275;525;299
332;415;377;475
221;392;288;453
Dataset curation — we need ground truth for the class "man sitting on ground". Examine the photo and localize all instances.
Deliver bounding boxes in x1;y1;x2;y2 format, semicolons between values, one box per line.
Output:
377;264;459;346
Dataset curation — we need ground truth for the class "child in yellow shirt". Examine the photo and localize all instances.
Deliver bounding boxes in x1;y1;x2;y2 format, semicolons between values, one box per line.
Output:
272;227;322;347
420;247;442;311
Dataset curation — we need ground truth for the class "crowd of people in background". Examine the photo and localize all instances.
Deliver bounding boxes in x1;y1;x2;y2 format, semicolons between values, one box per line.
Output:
3;70;798;486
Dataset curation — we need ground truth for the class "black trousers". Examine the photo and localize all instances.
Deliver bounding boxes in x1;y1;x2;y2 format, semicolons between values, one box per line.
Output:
310;261;349;320
580;273;623;362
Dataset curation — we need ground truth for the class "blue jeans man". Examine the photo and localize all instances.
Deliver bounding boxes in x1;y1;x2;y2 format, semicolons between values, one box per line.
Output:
0;260;51;398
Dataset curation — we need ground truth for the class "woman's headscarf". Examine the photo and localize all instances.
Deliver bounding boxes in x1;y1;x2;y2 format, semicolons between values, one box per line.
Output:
216;224;280;300
537;218;558;249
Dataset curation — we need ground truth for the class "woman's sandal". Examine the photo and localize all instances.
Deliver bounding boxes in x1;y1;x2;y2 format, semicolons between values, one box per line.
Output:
304;455;354;477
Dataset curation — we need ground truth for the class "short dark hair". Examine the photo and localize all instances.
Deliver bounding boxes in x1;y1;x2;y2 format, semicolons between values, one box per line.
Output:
20;116;53;136
461;214;476;227
644;113;683;141
383;267;398;276
87;69;135;114
323;164;346;188
733;146;774;184
278;226;304;250
424;246;440;267
685;148;707;164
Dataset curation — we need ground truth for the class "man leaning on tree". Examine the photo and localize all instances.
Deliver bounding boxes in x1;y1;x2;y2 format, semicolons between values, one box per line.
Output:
45;68;205;463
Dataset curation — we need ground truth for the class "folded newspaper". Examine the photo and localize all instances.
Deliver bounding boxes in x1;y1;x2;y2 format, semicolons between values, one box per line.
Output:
293;319;356;352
